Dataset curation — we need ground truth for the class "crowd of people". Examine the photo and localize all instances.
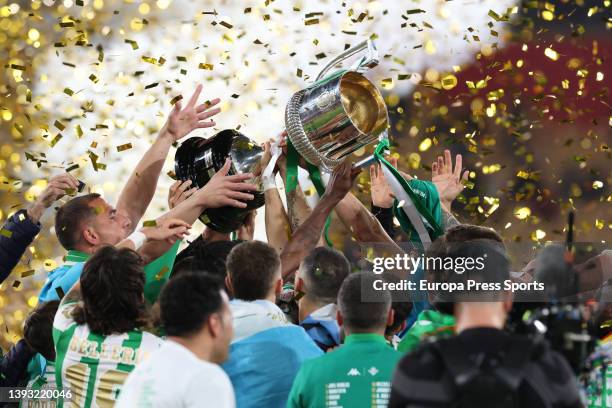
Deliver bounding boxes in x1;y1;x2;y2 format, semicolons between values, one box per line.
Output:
1;84;610;408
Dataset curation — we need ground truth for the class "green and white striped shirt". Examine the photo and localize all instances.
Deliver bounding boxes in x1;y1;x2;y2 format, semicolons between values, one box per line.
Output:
52;302;162;408
20;359;56;408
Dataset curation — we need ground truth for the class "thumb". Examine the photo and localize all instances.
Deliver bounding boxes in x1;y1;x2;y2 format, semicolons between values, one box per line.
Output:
216;158;232;177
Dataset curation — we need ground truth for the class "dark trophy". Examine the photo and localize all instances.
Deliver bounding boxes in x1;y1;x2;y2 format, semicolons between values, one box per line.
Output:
174;129;265;233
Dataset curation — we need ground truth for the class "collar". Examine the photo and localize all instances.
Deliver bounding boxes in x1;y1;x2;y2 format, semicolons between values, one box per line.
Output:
309;303;337;321
64;250;90;265
344;333;387;345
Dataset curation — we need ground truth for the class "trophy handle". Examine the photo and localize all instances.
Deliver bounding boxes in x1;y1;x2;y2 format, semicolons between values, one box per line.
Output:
315;39;379;81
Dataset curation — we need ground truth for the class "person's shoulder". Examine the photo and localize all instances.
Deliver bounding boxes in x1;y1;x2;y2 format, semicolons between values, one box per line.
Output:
396;339;446;379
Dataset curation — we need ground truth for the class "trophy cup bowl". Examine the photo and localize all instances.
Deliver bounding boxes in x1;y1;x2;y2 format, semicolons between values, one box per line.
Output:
285;40;389;171
174;129;265;233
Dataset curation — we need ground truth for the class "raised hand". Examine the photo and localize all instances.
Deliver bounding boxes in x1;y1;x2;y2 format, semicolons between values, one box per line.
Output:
168;180;197;209
162;84;221;142
197;159;258;209
431;149;469;210
324;160;360;202
369;156;398;209
142;218;191;244
28;173;80;223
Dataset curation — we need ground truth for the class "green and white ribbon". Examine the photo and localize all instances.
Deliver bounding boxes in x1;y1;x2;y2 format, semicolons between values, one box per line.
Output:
373;137;443;247
286;138;333;247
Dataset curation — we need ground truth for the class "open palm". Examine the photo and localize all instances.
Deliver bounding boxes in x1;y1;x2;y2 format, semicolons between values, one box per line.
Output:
164;84;221;142
431;149;469;210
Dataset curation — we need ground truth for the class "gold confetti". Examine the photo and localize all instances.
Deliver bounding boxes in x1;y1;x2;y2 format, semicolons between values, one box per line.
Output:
544;47;559;61
142;220;157;227
0;229;13;238
117;143;133;152
21;270;35;278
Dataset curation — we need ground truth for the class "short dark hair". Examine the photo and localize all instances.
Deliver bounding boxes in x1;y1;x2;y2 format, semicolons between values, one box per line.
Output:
443;224;504;247
73;246;148;335
160;273;225;337
426;226;510;312
192;239;244;283
55;193;100;250
338;272;391;332
23;301;60;361
385;301;413;336
300;247;350;303
226;241;280;301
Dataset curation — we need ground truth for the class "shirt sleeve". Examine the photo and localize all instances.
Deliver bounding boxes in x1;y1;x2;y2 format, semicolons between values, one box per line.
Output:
42;263;84;302
52;302;78;344
0;209;41;284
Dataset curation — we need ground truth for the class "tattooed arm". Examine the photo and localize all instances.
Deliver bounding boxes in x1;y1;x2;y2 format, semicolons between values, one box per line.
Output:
441;206;461;230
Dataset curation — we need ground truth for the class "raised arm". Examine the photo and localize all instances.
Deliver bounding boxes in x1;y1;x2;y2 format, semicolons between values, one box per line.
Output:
280;161;357;279
138;159;258;260
260;141;291;252
116;84;221;230
335;192;402;251
277;135;314;233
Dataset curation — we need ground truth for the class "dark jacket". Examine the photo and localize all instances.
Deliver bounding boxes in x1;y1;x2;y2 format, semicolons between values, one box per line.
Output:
0;339;35;388
0;209;40;393
0;209;40;284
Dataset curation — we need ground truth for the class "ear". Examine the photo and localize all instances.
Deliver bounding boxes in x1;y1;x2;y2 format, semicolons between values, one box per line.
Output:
225;275;234;297
295;277;305;294
386;308;395;328
336;310;343;327
503;291;514;313
274;277;283;296
82;226;98;246
208;314;221;338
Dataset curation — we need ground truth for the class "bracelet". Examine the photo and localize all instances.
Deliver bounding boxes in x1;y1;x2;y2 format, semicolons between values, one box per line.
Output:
262;175;277;191
126;230;147;250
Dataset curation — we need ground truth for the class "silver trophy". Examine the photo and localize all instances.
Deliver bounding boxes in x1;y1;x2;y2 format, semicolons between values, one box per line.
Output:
285;40;389;171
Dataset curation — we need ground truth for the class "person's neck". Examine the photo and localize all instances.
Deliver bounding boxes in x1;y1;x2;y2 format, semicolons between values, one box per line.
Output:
298;296;328;323
264;292;277;304
72;244;96;255
168;335;214;363
343;327;386;337
454;302;506;333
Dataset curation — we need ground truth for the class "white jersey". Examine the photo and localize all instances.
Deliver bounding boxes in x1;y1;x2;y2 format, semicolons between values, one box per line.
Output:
20;360;56;408
117;340;235;408
52;302;162;408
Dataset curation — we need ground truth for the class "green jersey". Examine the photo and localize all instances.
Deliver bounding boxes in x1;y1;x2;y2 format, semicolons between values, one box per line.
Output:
20;358;56;408
52;302;162;408
287;333;402;408
397;310;455;353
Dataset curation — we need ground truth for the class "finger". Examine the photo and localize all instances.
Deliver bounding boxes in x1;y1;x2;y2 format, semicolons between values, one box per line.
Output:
227;190;255;201
183;188;198;199
350;167;362;179
461;170;469;181
196;120;216;129
228;181;259;192
215;158;232;177
187;84;203;108
166;219;191;229
437;156;445;173
173;100;182;114
195;97;221;113
224;198;248;208
432;162;438;176
444;150;452;174
197;107;221;120
48;187;66;199
176;179;192;195
224;173;255;182
369;165;376;181
454;154;463;179
389;156;398;168
49;180;76;192
169;180;181;194
56;173;79;189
